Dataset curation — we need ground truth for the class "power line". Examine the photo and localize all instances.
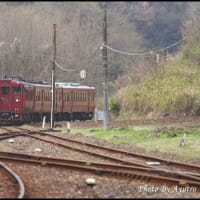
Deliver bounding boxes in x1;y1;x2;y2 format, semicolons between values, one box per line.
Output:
55;61;81;72
155;37;187;52
102;37;187;56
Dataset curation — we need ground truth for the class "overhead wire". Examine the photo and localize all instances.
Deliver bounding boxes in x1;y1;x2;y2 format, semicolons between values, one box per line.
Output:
55;61;81;72
55;35;187;86
55;26;188;87
101;36;187;56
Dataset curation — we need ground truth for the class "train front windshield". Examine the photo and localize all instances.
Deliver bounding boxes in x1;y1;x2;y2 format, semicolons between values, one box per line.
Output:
12;86;23;94
1;87;10;95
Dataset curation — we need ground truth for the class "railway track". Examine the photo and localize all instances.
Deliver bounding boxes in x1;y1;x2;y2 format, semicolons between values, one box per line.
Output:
1;126;200;178
0;161;25;198
15;127;200;177
0;151;200;189
0;126;200;194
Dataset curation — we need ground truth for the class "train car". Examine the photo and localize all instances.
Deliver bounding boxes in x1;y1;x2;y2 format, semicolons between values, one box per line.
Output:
23;81;53;122
0;78;24;123
60;83;95;121
0;77;95;125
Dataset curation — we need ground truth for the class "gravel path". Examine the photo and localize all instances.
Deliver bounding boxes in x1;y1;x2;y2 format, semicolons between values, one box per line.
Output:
2;161;200;198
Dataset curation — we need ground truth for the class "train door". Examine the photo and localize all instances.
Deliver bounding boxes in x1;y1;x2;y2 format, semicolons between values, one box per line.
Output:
58;89;62;113
55;90;58;112
41;89;44;112
87;90;90;113
70;90;73;113
11;85;24;118
0;86;11;113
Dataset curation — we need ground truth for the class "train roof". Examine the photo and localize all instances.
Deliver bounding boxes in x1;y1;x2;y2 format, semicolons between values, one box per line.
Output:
55;82;95;89
0;77;95;89
55;82;80;86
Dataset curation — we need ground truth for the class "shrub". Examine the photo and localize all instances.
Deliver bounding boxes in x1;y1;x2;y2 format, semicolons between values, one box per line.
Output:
109;99;121;117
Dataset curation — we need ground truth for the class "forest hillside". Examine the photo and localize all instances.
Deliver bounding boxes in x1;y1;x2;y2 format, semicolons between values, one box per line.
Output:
0;2;199;118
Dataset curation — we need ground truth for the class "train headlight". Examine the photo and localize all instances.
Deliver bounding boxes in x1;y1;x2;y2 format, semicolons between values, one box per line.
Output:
15;114;20;118
16;98;20;102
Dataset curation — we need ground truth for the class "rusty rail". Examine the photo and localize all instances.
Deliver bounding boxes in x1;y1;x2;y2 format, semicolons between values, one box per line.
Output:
0;151;199;189
0;161;25;199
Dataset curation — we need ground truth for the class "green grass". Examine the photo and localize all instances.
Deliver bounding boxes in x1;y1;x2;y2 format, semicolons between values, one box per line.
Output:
62;125;200;161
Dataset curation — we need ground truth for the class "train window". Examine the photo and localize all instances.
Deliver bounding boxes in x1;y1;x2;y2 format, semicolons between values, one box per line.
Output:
12;86;23;94
1;87;10;95
67;93;69;101
55;92;58;101
36;91;40;101
29;91;32;100
92;93;94;101
70;93;73;101
84;93;86;101
31;91;33;100
80;93;83;101
38;92;41;101
24;88;29;99
59;93;61;101
86;93;88;101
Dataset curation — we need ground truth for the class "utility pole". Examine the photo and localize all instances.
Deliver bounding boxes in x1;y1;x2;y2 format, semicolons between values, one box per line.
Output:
50;24;56;129
103;2;109;130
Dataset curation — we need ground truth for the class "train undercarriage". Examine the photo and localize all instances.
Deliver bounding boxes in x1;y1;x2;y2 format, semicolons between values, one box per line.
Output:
0;111;94;125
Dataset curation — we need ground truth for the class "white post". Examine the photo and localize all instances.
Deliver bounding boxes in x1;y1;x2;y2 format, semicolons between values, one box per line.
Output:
95;108;97;123
67;122;71;133
42;116;46;128
180;133;186;147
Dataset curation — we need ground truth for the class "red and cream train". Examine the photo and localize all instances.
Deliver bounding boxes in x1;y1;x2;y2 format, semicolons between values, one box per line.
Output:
0;77;95;124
